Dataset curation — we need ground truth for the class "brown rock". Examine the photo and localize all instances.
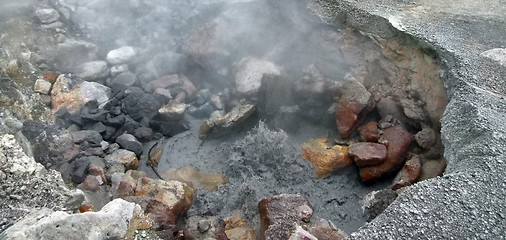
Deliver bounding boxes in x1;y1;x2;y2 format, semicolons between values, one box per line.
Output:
76;175;101;191
88;166;107;185
415;127;437;149
105;149;139;170
306;218;348;240
258;194;313;240
159;167;227;191
358;121;380;142
226;227;256;240
336;101;362;138
185;216;228;240
359;126;414;182
348;142;387;167
418;158;447;181
51;75;111;113
390;155;422;190
301;138;352;178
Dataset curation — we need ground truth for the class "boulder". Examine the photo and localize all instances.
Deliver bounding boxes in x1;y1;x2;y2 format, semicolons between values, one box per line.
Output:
258;194;313;240
390;155;422;190
348;142;387;167
51;75;111;113
113;170;194;227
115;133;143;156
234;57;281;96
361;189;398;221
358;121;380;142
335;77;375;138
34;79;52;95
106;46;136;65
105;149;139;170
359;126;414;182
3;199;141;240
159;167;227;191
301;138;352;178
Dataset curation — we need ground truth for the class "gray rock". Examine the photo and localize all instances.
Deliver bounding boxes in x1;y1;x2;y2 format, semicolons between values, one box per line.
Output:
106;46;136;65
133;127;153;141
361;189;398;221
34;79;52;95
77;61;109;80
53;40;97;73
188;102;215;119
415;128;437;149
71;157;90;184
3;198;140;240
153;88;172;101
110;64;129;77
35;8;60;24
78;81;111;107
480;48;506;66
0;110;23;135
111;71;137;87
71;130;103;145
115;134;142;156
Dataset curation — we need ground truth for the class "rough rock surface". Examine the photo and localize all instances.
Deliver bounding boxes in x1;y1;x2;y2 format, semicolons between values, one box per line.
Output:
311;0;506;238
2;199;141;240
159;167;227;191
348;142;387;167
301;138;352;178
390;155;422;190
51;75;111;113
234;58;281;96
0;134;72;233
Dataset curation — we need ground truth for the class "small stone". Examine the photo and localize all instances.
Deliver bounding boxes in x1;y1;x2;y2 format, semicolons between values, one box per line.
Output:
289;225;317;240
116;134;143;156
159;167;227;191
361;189;398;220
133;127;153;141
415;128;437;149
306;218;348;240
234;57;281;96
77;61;109;80
71;157;90;184
71;130;103;145
105;149;139;170
348;142;387;167
77;175;101;191
158;103;187;121
111;71;137;87
301;138;352;178
358;121;380;142
107;46;136;65
35;8;60;24
153;88;172;100
418;158;447;181
34;79;52;94
197;220;211;233
390;155;422;190
110;64;129;76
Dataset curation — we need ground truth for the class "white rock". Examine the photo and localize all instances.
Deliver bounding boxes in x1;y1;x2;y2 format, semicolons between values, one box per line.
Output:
34;79;52;95
234;57;280;96
35;9;60;24
110;64;129;76
77;61;109;80
79;81;111;106
106;46;136;65
480;48;506;66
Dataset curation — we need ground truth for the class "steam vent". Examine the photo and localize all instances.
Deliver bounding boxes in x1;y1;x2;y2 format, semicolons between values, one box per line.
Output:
1;0;505;239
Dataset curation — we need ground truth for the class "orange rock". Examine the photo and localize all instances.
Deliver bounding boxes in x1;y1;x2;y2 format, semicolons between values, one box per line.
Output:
160;167;227;191
78;203;95;213
301;138;352;178
225;227;256;240
336;100;362;138
224;214;248;230
390;155;422;190
348;142;387;167
359;126;414;182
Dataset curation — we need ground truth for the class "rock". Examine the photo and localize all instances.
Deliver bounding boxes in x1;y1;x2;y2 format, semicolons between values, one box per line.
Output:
35;8;60;24
71;130;102;145
111;71;137;87
359;126;414;182
144;74;181;93
51;75;111;113
159;167;227;191
361;189;398;221
77;61;109;80
234;57;281;96
289;225;318;240
3;198;141;240
335;77;375;138
201;102;255;135
121;87;161;122
116;133;143;156
113;170;194;227
53;40;97;73
390;155;422;190
223;215;256;240
182;22;225;69
105;149;139;170
358;121;380;142
480;48;506;66
185;216;228;240
418;158;446;181
153;88;172;101
88;165;106;185
110;64;129;76
378;114;401;129
210;94;224;110
133;127;153;141
188;102;216;119
348;142;387;167
106;46;136;65
76;175;101;191
180;75;197;98
306;218;348;240
399;97;426;123
80;100;108;122
376;97;411;129
258;194;313;240
158;103;187;121
415;127;437;149
150;117;190;137
71;157;90;184
301;138;352;178
34;79;52;95
103;114;125;128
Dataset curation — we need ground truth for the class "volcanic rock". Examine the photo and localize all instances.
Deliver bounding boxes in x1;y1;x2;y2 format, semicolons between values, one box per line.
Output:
150;117;191;137
185;216;228;240
53;40;97;73
35;8;60;24
301;138;352;178
116;133;143;156
359;126;414;182
113;170;194;227
51;75;111;113
159;167;227;191
121;87;161;122
111;71;137;87
358;121;380;142
158;103;187;121
418;158;447;181
133;127;153;141
335;76;375;138
71;157;90;184
77;61;109;80
234;57;281;96
80;100;108;122
188;102;216;119
3;198;141;240
289;225;318;240
110;64;129;77
259;194;313;240
153;88;172;102
34;79;52;95
348;142;387;167
76;175;101;191
415;127;437;149
306;218;348;240
105;149;139;170
390;155;422;190
106;46;136;65
361;189;398;221
223;215;256;240
71;130;102;145
144;74;181;93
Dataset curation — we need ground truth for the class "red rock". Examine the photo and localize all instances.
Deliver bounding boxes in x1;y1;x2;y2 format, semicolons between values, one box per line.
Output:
301;138;352;178
390;155;422;190
359;126;414;182
358;122;380;142
77;175;101;191
258;194;313;240
348;142;387;167
335;78;374;138
336;101;362;138
88;166;107;185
